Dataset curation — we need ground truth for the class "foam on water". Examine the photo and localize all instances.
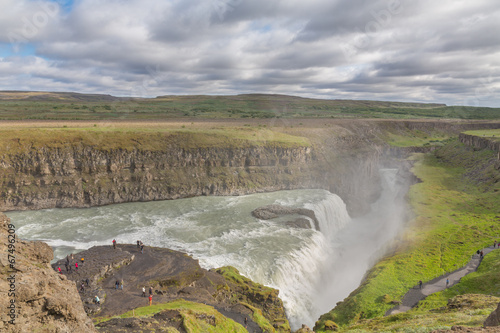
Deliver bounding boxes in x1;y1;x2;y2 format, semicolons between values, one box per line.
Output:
7;171;409;330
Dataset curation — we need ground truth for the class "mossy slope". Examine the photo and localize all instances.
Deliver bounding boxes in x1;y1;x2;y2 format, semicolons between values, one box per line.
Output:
314;139;500;332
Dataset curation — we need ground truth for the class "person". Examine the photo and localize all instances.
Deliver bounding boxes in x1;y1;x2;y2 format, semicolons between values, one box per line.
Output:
141;243;144;254
75;262;79;271
86;278;90;286
244;317;248;326
480;250;484;259
94;296;100;305
57;267;62;274
494;241;497;248
71;253;74;260
66;255;70;264
446;278;449;287
115;280;119;290
81;257;84;265
137;240;140;248
113;239;116;249
142;286;146;297
120;279;124;290
149;294;152;306
80;282;85;292
419;280;423;289
149;286;153;296
65;262;69;272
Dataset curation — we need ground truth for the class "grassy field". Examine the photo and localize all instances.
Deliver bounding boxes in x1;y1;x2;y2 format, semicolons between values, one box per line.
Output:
1;92;500;120
94;299;248;332
464;129;500;142
314;140;500;332
0;121;311;154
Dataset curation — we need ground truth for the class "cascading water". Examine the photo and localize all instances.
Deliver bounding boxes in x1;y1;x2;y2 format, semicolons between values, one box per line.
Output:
7;168;409;330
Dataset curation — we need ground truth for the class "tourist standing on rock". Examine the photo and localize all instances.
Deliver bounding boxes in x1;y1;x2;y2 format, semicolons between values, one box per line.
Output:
149;286;153;296
65;262;69;272
115;280;119;290
81;257;84;265
94;296;100;304
140;242;144;254
75;262;79;271
120;279;124;290
57;267;62;274
71;253;74;260
80;282;85;292
446;278;449;288
113;239;117;249
149;294;152;306
137;240;140;248
142;286;146;297
480;250;484;259
86;278;90;286
419;280;423;289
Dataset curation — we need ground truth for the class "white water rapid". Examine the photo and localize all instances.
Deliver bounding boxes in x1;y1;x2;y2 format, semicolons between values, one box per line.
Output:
7;168;408;330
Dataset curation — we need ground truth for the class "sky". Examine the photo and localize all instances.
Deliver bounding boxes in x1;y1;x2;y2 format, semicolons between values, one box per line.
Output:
0;0;499;106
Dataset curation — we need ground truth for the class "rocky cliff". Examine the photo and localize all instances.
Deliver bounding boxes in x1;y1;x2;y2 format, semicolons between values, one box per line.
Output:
0;138;384;216
459;133;500;154
0;212;96;332
0;145;318;210
1;120;497;217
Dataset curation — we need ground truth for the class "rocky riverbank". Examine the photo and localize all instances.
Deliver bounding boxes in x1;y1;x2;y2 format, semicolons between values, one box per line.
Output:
1;211;291;332
52;243;290;332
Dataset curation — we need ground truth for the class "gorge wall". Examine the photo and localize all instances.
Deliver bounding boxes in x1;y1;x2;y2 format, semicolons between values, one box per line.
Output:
1;120;498;217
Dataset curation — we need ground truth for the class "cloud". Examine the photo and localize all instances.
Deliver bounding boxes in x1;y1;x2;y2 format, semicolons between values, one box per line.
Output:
0;0;498;106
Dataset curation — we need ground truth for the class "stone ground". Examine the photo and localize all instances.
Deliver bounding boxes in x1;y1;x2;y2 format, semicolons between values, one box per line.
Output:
386;245;498;316
52;243;263;333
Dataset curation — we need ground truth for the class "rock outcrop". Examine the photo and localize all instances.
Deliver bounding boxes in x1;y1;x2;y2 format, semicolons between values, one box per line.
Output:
52;244;290;332
0;213;96;333
252;204;320;230
484;302;500;327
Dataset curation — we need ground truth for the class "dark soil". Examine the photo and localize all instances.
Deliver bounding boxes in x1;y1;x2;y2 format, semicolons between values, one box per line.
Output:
52;243;266;332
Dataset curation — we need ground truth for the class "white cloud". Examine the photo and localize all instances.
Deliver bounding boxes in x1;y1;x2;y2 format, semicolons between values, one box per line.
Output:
0;0;499;106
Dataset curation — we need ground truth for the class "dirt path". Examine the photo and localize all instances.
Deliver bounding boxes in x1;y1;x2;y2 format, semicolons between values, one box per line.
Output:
386;246;498;316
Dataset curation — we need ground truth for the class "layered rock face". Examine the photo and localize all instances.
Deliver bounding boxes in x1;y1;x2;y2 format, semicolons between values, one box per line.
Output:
0;142;384;216
0;145;318;210
0;213;96;333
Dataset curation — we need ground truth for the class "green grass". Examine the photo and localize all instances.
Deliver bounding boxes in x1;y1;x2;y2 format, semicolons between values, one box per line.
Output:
94;299;247;332
0;126;310;154
463;129;500;141
1;92;500;120
314;140;500;332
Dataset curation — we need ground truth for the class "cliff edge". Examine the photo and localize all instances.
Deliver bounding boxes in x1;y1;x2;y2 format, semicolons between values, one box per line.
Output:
0;212;96;332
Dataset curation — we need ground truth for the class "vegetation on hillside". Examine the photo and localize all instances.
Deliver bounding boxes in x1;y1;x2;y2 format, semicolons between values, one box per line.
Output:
1;92;499;120
314;139;500;332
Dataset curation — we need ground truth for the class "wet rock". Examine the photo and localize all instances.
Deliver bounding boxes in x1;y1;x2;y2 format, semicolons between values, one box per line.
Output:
252;204;320;230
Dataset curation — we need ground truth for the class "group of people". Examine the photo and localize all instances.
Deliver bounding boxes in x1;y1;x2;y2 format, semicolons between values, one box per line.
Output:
115;280;124;290
56;253;84;275
142;286;154;305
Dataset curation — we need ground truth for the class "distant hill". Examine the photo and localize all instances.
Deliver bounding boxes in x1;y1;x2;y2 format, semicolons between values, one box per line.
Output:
0;91;498;120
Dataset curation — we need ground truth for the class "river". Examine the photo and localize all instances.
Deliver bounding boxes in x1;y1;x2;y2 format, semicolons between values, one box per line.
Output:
6;168;408;329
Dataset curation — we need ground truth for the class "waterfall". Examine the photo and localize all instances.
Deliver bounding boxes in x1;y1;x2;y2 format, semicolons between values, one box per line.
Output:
269;192;352;329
